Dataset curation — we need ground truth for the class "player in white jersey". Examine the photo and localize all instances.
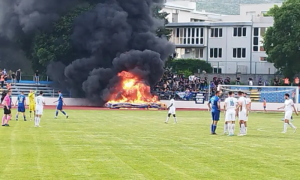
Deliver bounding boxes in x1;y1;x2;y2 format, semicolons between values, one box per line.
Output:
244;93;251;134
224;91;238;136
277;93;298;133
237;91;248;136
165;97;177;124
35;91;45;127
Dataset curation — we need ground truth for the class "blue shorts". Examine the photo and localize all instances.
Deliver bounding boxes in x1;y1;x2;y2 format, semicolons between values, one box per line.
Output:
211;111;220;121
18;106;25;112
57;104;63;110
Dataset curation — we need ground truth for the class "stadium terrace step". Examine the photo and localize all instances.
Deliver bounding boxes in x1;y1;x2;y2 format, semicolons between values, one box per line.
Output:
1;82;69;97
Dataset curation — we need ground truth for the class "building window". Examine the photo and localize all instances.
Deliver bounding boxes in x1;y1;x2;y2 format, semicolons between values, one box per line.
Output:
210;48;222;58
253;27;259;51
233;48;246;58
210;28;223;37
172;28;204;45
260;57;267;61
233;27;247;37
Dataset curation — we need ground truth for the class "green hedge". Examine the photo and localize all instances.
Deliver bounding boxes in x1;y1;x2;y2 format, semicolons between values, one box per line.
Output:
165;58;213;74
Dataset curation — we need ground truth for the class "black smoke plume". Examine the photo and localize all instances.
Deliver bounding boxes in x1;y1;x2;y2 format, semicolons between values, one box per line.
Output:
0;0;175;105
48;0;175;105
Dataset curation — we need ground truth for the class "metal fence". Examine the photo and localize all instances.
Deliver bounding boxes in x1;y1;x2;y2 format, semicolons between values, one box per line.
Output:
208;61;277;74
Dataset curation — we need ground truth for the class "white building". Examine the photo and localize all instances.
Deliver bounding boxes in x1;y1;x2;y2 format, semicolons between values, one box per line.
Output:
163;1;282;74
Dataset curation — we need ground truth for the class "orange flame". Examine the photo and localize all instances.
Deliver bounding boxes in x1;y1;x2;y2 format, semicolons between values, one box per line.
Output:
107;71;159;104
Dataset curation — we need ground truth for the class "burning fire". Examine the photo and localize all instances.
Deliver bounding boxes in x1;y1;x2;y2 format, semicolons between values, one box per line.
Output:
107;71;159;104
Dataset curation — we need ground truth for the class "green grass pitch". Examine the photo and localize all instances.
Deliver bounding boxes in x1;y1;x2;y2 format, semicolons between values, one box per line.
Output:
0;109;299;180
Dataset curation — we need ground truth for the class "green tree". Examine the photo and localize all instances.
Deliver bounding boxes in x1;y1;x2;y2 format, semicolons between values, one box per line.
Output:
166;58;213;74
264;0;300;80
153;6;172;39
28;5;93;73
27;4;172;74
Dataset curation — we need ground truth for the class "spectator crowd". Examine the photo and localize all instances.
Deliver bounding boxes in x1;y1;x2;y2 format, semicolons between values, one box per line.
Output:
153;69;300;101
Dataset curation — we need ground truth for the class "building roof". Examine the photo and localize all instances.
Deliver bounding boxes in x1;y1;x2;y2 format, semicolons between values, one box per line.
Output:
166;21;253;27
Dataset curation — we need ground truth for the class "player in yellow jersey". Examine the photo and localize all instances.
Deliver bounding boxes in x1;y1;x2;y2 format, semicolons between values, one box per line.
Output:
28;90;35;121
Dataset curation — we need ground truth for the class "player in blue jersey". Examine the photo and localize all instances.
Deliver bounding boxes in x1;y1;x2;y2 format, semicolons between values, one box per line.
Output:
207;91;221;135
15;91;27;121
53;91;68;119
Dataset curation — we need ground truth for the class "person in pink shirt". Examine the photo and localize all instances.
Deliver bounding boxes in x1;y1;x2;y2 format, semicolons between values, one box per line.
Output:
2;90;11;126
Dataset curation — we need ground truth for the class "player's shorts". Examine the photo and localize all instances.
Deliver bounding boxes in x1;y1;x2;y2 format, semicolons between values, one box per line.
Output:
168;108;175;115
56;104;63;110
17;106;25;113
35;108;43;115
29;104;35;112
211;111;220;121
3;107;11;115
263;106;266;109
225;111;236;121
238;110;247;121
284;111;293;120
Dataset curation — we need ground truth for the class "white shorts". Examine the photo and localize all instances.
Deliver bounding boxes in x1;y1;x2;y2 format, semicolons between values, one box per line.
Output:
284;111;292;120
168;108;175;115
238;110;247;121
225;111;236;121
35;108;43;115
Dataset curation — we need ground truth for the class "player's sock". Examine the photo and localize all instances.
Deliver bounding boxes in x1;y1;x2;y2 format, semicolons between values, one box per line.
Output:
289;122;296;129
227;123;231;135
224;123;228;134
283;123;288;132
16;114;18;120
55;110;58;117
37;117;40;126
232;124;235;135
241;124;245;134
174;117;177;123
23;115;26;121
61;111;67;116
211;124;214;133
213;124;217;133
2;115;6;125
165;117;169;123
35;117;38;126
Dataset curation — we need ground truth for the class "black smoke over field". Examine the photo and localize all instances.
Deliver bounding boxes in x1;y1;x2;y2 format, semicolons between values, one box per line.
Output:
48;0;175;105
0;0;174;105
0;0;87;71
0;0;84;39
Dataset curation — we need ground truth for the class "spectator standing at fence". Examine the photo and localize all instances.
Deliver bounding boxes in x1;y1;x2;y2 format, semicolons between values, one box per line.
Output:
236;76;241;85
274;77;279;86
224;77;230;85
248;78;253;86
294;77;299;86
0;73;4;89
16;69;21;83
11;71;16;85
199;77;205;91
204;77;208;87
35;70;39;84
284;78;289;85
258;77;263;86
3;69;7;83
